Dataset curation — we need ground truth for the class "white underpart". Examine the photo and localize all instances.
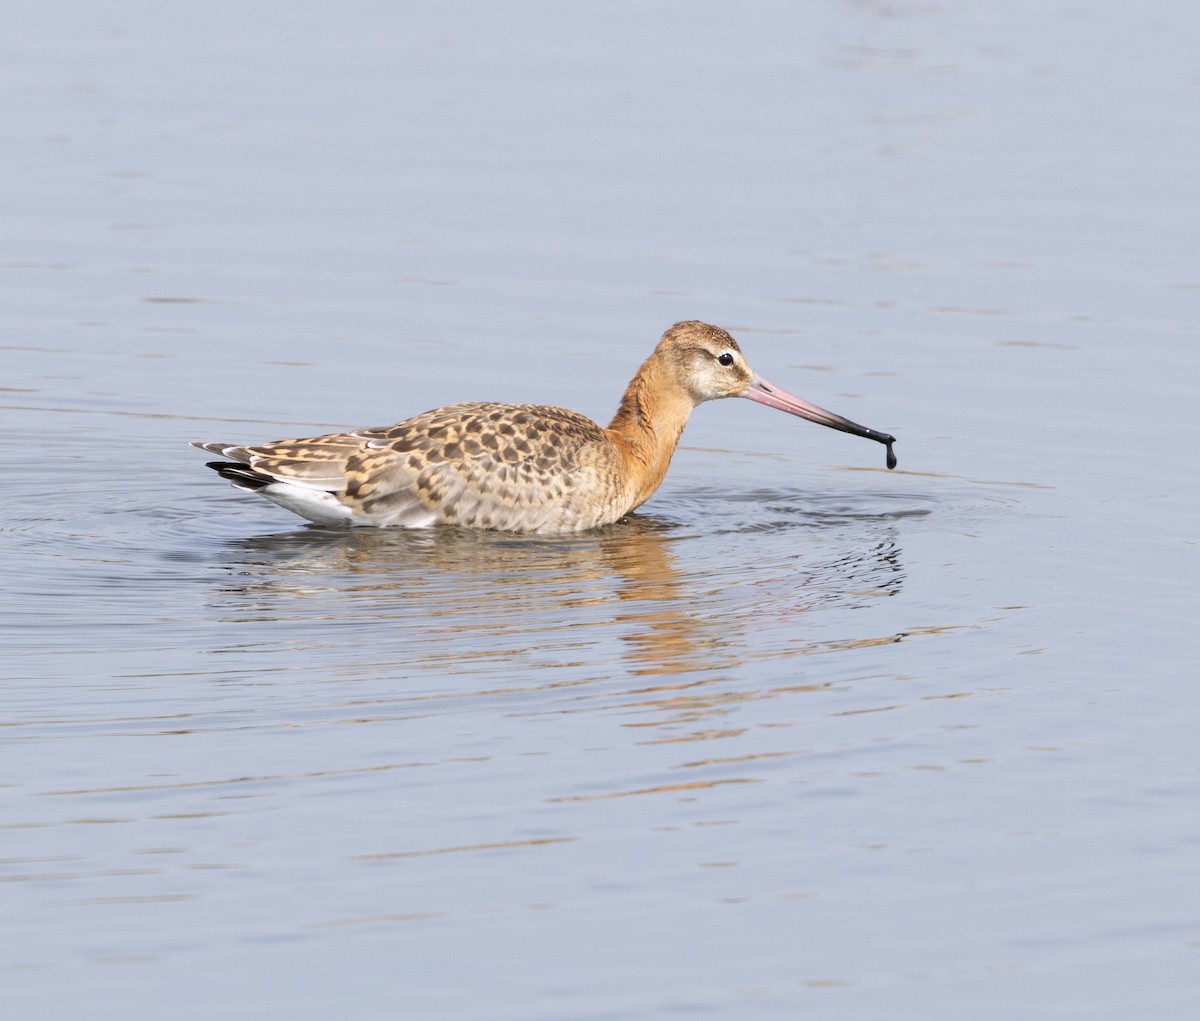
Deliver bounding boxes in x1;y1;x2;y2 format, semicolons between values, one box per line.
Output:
257;482;356;527
253;480;442;528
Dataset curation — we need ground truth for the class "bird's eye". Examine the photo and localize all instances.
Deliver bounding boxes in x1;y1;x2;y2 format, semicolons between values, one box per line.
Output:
717;352;735;367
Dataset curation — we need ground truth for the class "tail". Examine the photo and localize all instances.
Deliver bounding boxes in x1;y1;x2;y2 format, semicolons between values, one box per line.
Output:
191;440;354;525
191;441;273;492
203;460;274;491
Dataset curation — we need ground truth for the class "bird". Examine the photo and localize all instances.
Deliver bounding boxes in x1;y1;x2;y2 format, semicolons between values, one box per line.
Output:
193;320;897;533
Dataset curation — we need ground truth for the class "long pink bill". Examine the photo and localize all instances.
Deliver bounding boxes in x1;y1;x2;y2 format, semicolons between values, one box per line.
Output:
740;374;898;470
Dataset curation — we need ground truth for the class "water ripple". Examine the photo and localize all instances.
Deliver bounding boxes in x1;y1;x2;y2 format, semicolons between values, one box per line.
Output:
2;458;1018;711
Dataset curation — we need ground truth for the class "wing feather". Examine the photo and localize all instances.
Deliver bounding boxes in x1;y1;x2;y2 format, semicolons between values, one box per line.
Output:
194;401;628;530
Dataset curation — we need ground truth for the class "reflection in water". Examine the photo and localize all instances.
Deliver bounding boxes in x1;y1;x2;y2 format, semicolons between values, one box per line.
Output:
204;491;915;687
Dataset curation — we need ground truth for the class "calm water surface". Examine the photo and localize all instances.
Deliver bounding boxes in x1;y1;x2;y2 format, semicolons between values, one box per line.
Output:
4;2;1199;1019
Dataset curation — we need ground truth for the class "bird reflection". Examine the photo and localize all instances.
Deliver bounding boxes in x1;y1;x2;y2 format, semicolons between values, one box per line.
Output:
205;501;908;687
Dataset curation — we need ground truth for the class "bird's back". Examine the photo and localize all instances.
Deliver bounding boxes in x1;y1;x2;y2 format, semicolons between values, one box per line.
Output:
197;401;634;532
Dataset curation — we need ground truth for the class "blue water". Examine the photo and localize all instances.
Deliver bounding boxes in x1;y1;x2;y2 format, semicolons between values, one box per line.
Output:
3;2;1198;1019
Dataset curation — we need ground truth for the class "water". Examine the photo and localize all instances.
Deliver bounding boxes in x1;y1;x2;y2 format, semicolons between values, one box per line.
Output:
4;2;1199;1018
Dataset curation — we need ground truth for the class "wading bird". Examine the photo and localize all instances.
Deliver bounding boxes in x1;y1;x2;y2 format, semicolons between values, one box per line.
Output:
194;321;896;533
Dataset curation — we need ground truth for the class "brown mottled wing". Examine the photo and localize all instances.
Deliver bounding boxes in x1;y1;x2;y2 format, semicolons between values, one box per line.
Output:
345;402;626;531
205;402;627;531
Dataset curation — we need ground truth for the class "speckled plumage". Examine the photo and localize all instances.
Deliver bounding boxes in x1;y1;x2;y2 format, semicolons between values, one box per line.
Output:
194;321;897;532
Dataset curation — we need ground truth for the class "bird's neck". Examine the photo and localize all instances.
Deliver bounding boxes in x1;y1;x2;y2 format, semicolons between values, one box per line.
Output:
606;357;696;508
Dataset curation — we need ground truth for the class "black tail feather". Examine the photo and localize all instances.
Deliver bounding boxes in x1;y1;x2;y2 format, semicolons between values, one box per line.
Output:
206;461;274;491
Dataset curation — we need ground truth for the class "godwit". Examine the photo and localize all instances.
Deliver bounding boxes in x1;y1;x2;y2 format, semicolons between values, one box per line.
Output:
193;321;896;533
